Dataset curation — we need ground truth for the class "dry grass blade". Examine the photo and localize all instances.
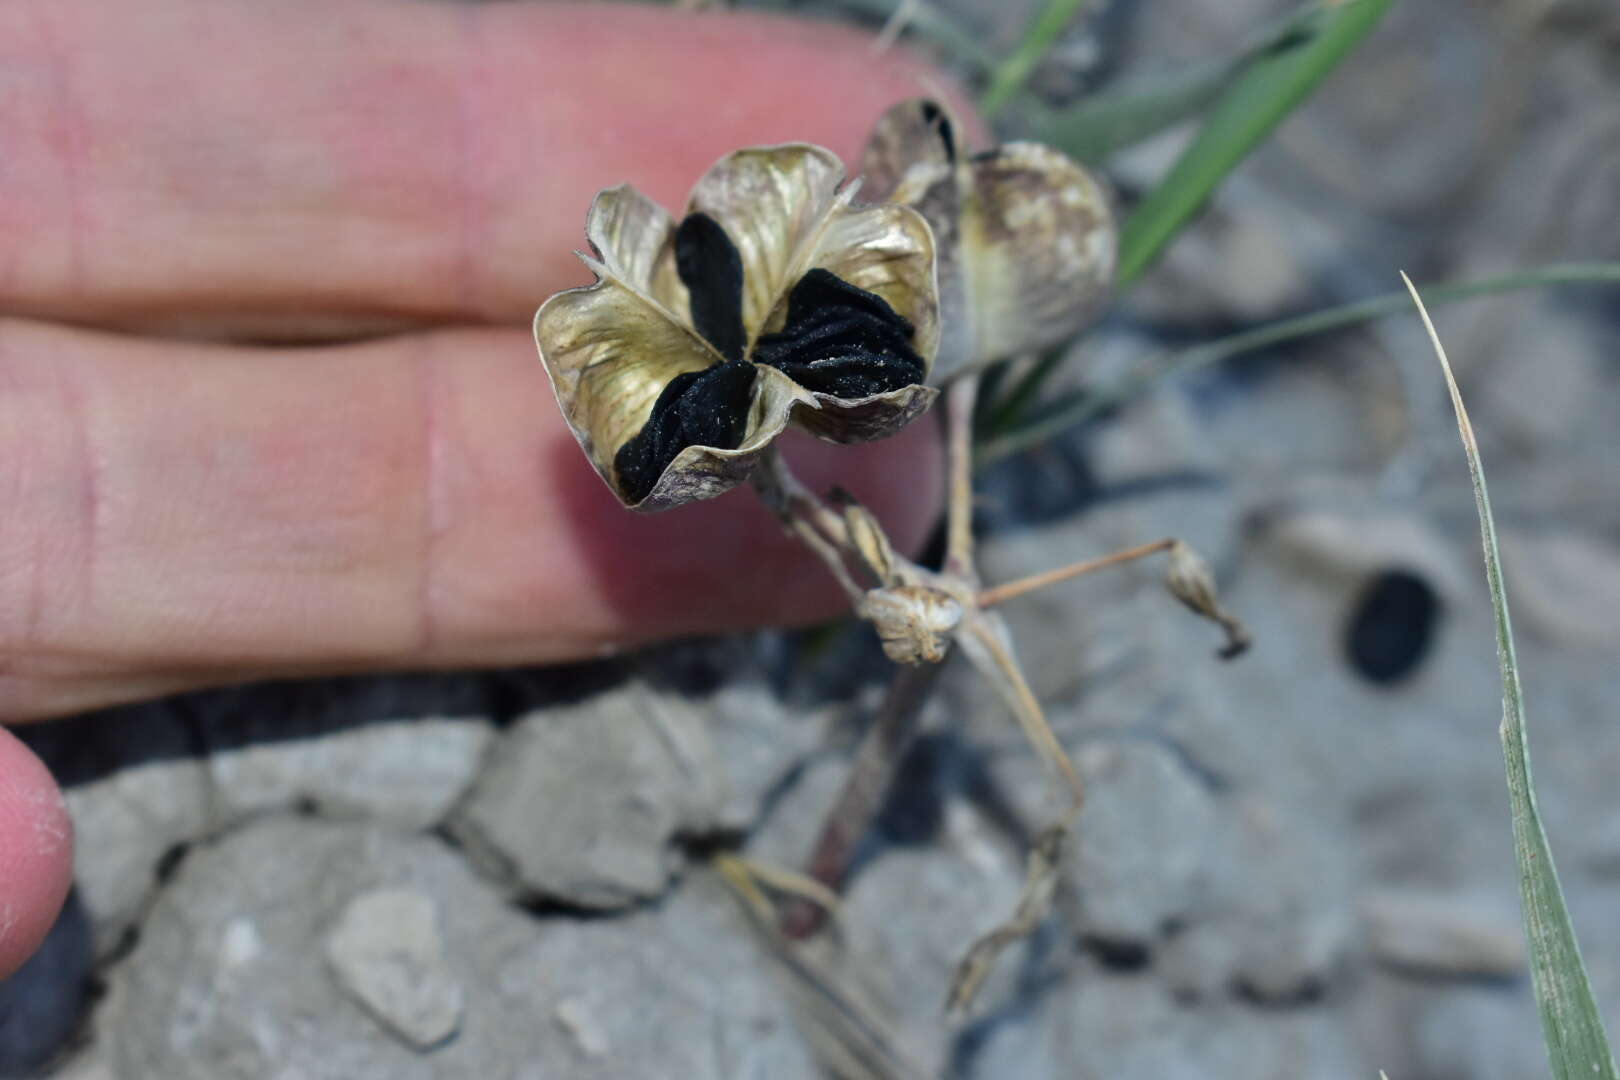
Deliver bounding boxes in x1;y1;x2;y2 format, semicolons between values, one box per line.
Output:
1404;272;1618;1080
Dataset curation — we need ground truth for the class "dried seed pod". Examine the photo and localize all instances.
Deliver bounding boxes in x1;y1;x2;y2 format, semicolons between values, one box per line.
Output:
860;100;1117;379
856;585;964;665
1164;540;1252;659
536;145;940;511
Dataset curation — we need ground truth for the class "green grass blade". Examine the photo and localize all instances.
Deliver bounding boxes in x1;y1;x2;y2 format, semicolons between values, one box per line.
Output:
1116;0;1393;288
975;262;1620;465
980;0;1091;117
1025;5;1320;164
1405;272;1618;1080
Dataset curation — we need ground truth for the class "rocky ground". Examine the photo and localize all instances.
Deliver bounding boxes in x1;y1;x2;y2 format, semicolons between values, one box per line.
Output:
6;0;1620;1077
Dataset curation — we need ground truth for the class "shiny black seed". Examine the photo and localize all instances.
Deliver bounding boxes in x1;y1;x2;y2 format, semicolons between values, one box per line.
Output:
613;360;757;504
1345;568;1441;684
675;212;747;363
753;268;924;399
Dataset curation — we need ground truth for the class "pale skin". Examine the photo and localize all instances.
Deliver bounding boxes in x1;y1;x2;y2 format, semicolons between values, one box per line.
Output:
0;0;968;978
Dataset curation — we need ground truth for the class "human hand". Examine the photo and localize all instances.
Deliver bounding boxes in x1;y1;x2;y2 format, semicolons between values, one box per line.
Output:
0;0;967;977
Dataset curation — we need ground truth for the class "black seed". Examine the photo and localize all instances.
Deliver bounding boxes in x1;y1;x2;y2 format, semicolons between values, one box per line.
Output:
753;268;924;399
675;212;747;363
920;100;956;162
613;360;757;504
1345;568;1440;684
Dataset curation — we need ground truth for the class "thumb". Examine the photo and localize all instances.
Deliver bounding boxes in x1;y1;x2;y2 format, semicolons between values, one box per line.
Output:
0;727;73;979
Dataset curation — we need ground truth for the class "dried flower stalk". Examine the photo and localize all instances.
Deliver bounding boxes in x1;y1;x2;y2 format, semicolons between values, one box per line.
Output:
535;97;1248;1019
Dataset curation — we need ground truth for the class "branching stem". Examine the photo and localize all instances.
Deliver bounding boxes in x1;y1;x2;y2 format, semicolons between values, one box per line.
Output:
978;537;1175;608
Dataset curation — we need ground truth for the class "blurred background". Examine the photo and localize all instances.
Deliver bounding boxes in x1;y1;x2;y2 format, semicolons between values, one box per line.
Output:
7;0;1619;1076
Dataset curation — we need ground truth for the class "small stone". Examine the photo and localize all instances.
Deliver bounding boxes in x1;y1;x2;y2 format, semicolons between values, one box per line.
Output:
447;681;725;908
64;756;212;956
1362;889;1525;980
324;889;464;1050
698;677;828;832
101;818;818;1078
206;717;492;829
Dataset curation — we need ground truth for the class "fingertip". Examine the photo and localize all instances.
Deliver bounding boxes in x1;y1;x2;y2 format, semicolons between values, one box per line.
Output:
0;728;73;980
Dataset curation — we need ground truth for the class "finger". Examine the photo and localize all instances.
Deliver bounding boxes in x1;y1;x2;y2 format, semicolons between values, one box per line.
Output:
0;0;976;338
0;728;72;979
0;317;943;720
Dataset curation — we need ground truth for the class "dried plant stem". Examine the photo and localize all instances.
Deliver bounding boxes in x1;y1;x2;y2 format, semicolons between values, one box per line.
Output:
781;661;944;940
960;618;1082;804
944;376;981;578
748;383;1241;1012
946;825;1066;1016
753;448;868;603
978;537;1175;607
755;448;853;548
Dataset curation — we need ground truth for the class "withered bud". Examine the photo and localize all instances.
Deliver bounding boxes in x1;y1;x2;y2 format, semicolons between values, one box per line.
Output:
1164;540;1252;660
860;99;1117;379
856;585;963;665
839;496;897;585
